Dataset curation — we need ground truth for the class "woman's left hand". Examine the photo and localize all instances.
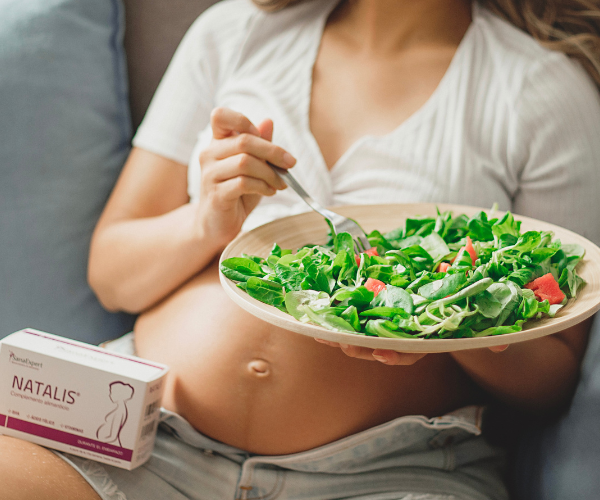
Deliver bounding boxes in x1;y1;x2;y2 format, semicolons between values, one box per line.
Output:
315;338;508;365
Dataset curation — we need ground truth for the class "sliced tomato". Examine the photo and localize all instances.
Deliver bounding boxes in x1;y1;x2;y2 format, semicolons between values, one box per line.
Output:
525;273;565;305
365;247;379;257
355;247;379;266
437;262;451;273
451;236;477;266
365;278;386;297
465;236;477;266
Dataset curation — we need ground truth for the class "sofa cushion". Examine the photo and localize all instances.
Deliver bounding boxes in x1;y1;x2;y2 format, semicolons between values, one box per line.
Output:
0;0;135;343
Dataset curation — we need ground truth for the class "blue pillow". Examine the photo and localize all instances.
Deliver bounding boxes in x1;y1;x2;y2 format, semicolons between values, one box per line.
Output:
0;0;135;343
513;314;600;499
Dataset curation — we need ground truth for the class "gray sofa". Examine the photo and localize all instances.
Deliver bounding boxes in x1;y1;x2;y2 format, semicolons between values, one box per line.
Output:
0;0;216;344
1;0;599;498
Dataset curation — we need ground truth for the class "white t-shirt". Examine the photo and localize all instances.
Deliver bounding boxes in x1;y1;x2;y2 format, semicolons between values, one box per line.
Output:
133;0;600;244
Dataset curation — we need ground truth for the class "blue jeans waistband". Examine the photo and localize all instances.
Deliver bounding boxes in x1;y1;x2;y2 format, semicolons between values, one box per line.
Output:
159;405;493;474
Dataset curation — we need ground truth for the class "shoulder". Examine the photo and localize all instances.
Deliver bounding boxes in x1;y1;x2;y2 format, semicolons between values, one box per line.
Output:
180;0;333;77
474;3;551;66
185;0;332;43
471;2;600;110
183;0;260;44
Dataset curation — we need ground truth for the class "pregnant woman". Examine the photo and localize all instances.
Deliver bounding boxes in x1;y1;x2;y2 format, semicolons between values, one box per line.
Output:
3;0;600;499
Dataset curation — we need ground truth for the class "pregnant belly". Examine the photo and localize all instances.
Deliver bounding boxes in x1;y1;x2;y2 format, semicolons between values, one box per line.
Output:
134;259;478;455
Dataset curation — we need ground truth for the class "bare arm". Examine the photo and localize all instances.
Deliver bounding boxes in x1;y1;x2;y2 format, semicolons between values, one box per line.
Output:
319;319;592;413
88;108;295;313
88;148;213;313
449;319;592;413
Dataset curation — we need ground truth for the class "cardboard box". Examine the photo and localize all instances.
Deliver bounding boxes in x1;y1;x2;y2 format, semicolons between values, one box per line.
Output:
0;329;169;470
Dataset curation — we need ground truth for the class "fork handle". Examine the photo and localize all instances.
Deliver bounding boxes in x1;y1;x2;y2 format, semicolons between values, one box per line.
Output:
268;162;343;224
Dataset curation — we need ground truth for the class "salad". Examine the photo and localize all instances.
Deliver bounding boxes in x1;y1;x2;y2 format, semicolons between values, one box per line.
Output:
220;209;586;339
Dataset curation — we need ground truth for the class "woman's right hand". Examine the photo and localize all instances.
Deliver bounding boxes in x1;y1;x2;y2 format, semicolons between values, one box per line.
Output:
196;107;296;248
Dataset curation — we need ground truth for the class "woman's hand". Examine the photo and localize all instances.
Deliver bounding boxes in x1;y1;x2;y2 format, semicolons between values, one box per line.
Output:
315;338;508;365
197;107;296;248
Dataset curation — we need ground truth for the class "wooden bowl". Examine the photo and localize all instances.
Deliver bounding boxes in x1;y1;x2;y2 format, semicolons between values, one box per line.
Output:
219;203;600;352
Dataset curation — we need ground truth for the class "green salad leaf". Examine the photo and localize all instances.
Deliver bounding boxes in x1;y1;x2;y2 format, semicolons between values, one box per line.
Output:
221;209;586;339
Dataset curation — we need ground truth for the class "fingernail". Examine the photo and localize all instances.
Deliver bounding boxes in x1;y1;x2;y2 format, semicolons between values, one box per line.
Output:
283;152;296;167
372;354;389;364
339;343;349;350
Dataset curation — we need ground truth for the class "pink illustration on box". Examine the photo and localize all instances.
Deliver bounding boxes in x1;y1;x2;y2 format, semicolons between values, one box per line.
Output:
96;381;135;448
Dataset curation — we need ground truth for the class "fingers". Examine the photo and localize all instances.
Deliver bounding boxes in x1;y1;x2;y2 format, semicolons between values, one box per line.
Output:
216;175;277;201
488;344;509;353
257;118;274;142
208;153;287;191
372;349;428;365
314;339;428;366
210;107;260;139
209;132;296;170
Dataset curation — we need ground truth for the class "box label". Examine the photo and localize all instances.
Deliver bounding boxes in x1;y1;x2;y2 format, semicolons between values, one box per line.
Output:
6;416;133;461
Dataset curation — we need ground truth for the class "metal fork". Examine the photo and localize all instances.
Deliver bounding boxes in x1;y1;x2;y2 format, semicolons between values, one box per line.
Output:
269;163;371;252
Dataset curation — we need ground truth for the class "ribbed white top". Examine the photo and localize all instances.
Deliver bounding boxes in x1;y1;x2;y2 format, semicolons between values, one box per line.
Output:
133;0;600;244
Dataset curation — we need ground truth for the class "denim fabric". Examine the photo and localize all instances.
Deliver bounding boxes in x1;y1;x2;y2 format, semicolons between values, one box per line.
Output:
56;406;508;500
53;334;508;500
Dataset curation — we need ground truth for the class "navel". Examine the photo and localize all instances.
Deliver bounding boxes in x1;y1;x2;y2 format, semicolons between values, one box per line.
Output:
247;359;270;377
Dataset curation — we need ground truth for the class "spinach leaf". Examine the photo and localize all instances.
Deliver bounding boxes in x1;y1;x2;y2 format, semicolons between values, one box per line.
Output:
420;232;451;263
468;211;494;241
246;277;285;308
274;263;308;291
332;286;375;307
334;232;356;257
405;216;436;237
220;257;264;282
418;272;468;301
384;285;415;314
492;212;521;240
303;306;356;332
365;265;394;283
507;267;534;287
473;320;524;337
360;307;411;319
341;306;361;331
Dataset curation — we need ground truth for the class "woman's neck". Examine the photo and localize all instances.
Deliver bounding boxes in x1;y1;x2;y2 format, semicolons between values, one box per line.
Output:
329;0;472;55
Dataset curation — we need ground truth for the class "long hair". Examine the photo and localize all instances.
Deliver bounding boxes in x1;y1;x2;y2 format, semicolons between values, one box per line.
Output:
252;0;600;88
481;0;600;87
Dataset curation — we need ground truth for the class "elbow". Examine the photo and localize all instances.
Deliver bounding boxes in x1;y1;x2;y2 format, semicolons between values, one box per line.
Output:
87;265;145;314
87;265;122;313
